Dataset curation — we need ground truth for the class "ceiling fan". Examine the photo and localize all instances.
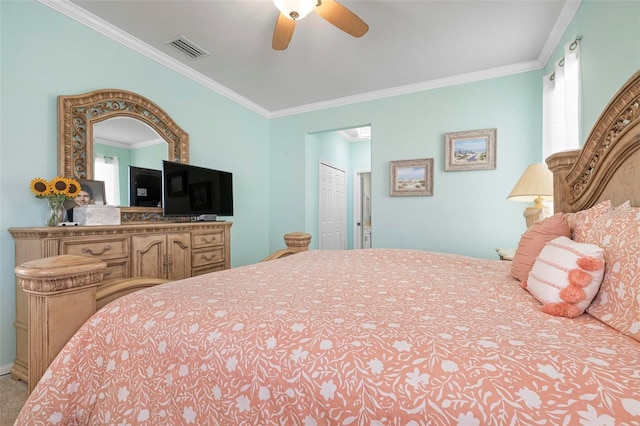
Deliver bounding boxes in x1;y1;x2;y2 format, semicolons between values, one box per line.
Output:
272;0;369;50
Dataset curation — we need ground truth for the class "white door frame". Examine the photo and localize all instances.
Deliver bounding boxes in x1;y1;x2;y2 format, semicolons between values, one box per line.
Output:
353;169;370;249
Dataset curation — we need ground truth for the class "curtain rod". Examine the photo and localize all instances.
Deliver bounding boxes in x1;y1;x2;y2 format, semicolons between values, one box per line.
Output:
549;36;581;81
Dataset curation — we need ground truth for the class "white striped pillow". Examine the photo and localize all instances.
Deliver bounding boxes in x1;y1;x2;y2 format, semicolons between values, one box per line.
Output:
525;236;605;318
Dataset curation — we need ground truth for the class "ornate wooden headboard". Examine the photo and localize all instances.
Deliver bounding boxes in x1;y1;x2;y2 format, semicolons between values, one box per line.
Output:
547;69;640;213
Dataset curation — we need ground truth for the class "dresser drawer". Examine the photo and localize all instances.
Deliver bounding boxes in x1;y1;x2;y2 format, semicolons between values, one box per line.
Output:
191;230;225;249
61;237;129;260
192;263;226;276
102;259;130;280
191;247;224;268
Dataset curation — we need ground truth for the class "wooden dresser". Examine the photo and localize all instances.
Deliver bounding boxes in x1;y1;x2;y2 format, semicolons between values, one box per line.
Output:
9;221;232;384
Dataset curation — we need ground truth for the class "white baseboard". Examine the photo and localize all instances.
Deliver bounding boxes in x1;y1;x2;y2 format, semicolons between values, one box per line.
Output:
0;363;13;376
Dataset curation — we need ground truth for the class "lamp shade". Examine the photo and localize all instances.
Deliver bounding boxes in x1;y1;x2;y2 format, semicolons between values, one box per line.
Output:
273;0;316;20
507;163;554;203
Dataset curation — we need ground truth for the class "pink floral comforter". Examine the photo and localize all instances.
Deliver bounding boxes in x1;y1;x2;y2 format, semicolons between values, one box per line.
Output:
17;249;640;425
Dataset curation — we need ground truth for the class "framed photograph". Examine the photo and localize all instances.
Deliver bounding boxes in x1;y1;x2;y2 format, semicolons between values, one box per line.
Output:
76;179;106;206
445;128;496;171
67;179;107;220
166;171;187;197
389;158;434;197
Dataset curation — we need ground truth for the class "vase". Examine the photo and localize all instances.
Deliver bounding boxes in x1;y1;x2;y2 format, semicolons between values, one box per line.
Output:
45;199;67;227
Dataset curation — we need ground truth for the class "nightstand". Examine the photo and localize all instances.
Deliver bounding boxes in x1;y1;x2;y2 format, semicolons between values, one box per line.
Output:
495;248;515;261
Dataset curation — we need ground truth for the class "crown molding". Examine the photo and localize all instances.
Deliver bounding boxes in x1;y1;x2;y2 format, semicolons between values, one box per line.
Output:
95;138;165;150
537;0;582;67
268;60;542;118
38;0;271;118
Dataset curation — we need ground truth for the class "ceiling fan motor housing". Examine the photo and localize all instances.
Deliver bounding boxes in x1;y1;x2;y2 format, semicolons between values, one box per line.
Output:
272;0;368;51
273;0;316;21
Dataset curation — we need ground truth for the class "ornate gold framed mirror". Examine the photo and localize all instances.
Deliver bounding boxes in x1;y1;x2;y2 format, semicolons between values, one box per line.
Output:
58;89;189;221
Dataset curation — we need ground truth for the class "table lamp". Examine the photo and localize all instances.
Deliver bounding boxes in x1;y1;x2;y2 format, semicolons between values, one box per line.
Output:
507;163;554;227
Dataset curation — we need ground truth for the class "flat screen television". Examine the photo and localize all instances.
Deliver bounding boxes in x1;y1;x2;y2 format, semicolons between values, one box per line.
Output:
129;166;162;207
162;160;233;219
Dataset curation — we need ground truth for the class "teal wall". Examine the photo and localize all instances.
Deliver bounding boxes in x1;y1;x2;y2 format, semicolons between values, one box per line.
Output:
130;143;166;171
0;1;269;369
350;140;372;172
270;72;542;257
1;0;639;371
268;0;640;256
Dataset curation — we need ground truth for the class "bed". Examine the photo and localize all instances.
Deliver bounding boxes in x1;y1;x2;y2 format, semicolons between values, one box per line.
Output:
15;70;640;424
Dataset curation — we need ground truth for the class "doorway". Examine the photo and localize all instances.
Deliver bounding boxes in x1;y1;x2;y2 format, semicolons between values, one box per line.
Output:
306;125;371;250
353;171;372;249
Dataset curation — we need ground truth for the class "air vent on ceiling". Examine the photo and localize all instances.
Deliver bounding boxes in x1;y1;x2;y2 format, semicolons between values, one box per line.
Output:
166;36;210;60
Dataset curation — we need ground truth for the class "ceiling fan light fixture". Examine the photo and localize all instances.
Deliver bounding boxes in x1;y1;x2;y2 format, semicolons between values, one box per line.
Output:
273;0;316;21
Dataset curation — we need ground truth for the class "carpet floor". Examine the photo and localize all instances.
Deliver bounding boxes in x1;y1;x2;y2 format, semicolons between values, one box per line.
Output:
0;374;27;426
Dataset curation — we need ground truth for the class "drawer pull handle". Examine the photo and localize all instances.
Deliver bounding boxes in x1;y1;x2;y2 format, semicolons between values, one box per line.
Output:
104;271;112;276
201;254;216;261
201;236;216;244
81;245;112;256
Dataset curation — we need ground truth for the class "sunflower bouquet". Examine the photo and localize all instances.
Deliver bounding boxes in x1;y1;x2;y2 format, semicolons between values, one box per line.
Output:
30;176;82;226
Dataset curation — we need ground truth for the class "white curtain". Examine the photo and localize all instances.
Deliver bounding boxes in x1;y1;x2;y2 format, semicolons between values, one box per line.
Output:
542;39;580;160
94;154;120;206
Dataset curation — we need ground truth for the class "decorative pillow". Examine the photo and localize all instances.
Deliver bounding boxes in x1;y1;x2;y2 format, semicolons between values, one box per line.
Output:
565;200;612;243
584;207;640;342
614;200;632;210
510;213;571;282
524;236;605;318
586;204;638;248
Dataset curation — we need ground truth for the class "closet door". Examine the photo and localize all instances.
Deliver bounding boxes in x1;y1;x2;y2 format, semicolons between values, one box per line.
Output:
319;162;346;250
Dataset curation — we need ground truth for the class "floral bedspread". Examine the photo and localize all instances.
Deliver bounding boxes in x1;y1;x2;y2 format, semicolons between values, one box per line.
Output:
17;249;640;425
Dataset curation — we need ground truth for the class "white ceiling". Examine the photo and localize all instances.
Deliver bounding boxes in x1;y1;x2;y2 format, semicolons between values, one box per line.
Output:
47;0;580;118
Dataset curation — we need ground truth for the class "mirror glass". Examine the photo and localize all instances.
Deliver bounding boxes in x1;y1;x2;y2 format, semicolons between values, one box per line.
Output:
93;117;167;206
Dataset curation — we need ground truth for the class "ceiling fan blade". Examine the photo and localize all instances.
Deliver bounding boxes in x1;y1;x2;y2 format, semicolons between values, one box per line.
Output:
272;13;296;50
315;0;368;38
